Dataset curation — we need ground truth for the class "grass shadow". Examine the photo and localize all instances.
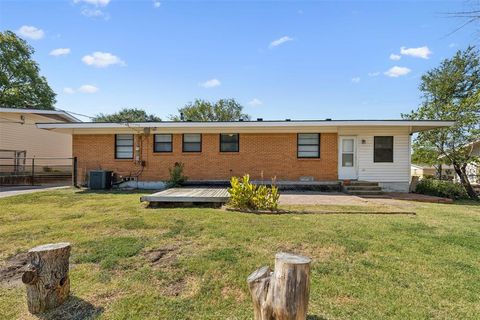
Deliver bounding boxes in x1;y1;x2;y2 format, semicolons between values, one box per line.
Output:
307;315;329;320
76;188;152;195
450;199;480;206
35;295;103;320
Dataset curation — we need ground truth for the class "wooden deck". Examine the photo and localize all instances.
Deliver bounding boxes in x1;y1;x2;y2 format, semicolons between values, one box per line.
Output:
140;187;230;203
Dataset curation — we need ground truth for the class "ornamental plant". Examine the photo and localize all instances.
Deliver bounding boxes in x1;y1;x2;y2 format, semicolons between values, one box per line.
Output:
167;162;187;187
228;174;280;211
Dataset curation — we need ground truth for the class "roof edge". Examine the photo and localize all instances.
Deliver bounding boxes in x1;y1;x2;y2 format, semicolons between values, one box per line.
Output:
0;107;79;122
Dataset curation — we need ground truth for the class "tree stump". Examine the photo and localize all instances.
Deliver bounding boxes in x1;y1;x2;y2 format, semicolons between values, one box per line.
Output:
247;252;312;320
22;243;71;314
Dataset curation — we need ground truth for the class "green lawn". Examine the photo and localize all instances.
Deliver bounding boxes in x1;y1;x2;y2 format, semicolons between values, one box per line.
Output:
0;189;479;319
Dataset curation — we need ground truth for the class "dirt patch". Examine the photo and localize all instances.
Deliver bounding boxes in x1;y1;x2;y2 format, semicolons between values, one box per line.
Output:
164;278;186;297
143;246;178;267
0;252;28;288
221;286;246;303
163;276;200;298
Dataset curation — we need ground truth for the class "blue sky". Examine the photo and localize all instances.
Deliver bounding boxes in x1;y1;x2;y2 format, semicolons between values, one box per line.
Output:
0;0;476;121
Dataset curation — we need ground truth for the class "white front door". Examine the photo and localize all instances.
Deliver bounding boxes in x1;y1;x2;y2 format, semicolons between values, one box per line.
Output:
338;136;357;180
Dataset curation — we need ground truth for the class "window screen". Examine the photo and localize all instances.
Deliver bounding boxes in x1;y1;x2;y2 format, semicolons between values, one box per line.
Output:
298;133;320;158
220;134;239;152
115;134;133;159
374;136;394;162
154;134;172;152
183;134;202;152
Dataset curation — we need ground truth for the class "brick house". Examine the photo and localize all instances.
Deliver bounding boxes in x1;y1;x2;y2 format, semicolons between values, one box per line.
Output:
37;120;453;192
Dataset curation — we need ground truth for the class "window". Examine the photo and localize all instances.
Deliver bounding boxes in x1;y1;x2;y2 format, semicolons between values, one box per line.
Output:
154;134;172;153
183;134;202;152
115;134;133;159
220;134;239;152
298;133;320;158
341;138;354;167
374;136;394;162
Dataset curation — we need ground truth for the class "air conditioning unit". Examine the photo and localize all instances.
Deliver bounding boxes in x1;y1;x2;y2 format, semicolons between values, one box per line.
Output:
88;170;113;190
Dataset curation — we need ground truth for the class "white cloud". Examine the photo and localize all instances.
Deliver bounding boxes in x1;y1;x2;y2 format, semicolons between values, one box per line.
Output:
74;0;110;7
63;87;75;94
82;52;125;68
153;0;161;8
63;85;99;94
269;36;293;48
49;48;71;57
81;8;108;18
389;53;401;61
17;25;44;40
449;43;457;48
384;66;411;78
78;84;99;93
368;72;380;77
248;98;263;106
199;78;221;88
75;0;110;19
400;46;432;59
351;77;360;83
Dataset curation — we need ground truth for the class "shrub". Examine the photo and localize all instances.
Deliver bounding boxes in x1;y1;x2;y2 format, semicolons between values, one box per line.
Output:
415;178;468;200
167;162;187;187
228;174;280;211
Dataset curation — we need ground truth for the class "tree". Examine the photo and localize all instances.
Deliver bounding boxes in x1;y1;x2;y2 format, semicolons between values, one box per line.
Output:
170;98;250;121
0;30;56;110
93;108;161;122
411;141;448;179
403;46;480;199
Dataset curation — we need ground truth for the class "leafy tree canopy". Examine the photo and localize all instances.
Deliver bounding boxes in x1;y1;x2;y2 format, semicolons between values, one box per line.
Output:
0;30;56;110
93;108;161;122
403;46;480;199
170;98;250;121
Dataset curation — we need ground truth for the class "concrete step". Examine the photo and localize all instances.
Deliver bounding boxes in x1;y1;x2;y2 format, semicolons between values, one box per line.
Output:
344;186;382;191
347;181;379;186
347;190;384;195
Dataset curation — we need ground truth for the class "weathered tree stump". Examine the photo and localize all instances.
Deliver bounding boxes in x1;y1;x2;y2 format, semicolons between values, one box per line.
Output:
247;252;311;320
22;243;71;314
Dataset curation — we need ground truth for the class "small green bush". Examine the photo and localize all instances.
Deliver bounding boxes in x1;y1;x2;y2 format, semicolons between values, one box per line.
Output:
415;178;468;200
167;162;187;187
228;174;280;211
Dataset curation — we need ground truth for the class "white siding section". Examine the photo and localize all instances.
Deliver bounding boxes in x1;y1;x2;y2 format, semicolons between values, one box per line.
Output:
338;127;411;184
0;113;72;158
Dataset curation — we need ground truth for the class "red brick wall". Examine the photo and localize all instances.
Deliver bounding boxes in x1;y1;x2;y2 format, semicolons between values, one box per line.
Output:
73;133;338;183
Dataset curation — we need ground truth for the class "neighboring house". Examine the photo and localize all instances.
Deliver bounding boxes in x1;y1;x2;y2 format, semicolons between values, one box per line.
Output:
0;108;77;159
37;120;454;192
410;164;455;180
0;108;78;177
459;140;480;185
